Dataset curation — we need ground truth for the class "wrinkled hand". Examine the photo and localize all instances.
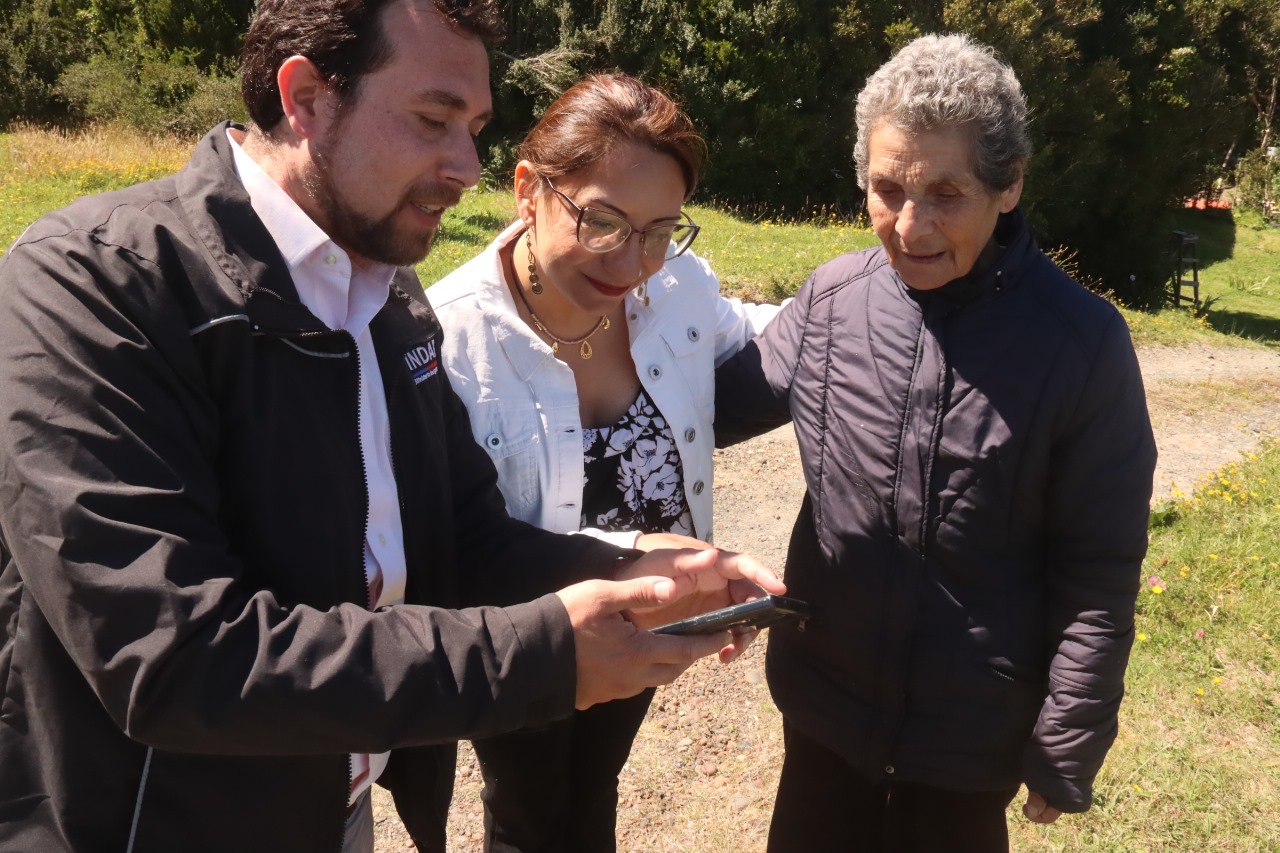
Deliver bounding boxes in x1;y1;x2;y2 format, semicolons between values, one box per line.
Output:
555;574;733;710
1022;791;1062;825
616;547;786;663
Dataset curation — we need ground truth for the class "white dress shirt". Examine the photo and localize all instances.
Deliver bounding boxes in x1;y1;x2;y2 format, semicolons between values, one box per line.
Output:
228;131;404;804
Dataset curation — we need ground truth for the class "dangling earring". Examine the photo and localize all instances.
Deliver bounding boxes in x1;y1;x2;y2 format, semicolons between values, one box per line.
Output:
635;280;649;307
526;230;543;295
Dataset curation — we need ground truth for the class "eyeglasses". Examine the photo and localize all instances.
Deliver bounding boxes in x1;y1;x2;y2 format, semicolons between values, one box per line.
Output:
544;178;700;261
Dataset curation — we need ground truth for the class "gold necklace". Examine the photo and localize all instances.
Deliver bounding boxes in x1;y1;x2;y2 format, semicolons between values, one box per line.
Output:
512;274;610;359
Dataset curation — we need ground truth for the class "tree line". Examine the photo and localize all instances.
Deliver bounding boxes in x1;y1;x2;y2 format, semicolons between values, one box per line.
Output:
2;0;1277;305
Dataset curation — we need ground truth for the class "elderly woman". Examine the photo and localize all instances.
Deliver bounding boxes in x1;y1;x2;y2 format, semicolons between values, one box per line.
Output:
714;34;1156;851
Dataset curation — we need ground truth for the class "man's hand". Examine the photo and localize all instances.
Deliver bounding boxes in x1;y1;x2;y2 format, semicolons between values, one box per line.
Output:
555;575;733;710
1022;791;1062;824
616;547;787;663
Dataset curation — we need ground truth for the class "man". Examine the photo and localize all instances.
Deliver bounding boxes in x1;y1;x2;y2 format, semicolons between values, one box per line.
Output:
714;35;1157;851
0;2;781;851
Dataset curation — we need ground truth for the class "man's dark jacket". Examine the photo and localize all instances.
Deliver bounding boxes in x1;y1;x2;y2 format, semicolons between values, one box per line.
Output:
0;123;618;852
715;210;1157;812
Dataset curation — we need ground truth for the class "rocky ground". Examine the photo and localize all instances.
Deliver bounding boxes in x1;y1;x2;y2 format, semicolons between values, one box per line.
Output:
372;343;1280;852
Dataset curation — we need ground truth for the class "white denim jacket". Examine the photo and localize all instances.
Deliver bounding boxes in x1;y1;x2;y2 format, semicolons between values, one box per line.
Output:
427;221;779;547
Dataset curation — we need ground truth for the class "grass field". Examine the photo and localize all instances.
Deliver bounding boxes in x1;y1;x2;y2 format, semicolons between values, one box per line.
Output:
3;125;1279;850
1005;440;1280;852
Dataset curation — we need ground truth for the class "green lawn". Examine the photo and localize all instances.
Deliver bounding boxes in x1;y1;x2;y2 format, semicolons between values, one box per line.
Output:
1009;442;1280;852
1173;206;1280;344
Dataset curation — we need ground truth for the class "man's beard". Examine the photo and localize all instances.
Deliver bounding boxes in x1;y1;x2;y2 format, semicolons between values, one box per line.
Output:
305;137;461;267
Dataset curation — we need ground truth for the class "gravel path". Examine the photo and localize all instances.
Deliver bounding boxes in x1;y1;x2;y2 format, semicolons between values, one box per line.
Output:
373;342;1280;852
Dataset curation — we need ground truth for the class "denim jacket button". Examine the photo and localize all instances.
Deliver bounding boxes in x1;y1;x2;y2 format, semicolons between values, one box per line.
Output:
684;428;696;443
687;327;700;342
485;433;502;449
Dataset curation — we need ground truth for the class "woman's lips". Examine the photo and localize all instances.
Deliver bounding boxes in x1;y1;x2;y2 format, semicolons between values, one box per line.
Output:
587;276;632;299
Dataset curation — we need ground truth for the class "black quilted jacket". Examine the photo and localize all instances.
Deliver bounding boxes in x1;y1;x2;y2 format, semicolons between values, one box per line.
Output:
715;209;1157;812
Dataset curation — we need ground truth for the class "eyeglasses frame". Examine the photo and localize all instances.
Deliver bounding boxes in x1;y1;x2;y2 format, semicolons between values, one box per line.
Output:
542;177;700;261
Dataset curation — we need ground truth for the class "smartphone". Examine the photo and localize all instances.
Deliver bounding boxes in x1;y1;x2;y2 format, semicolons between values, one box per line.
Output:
650;594;811;636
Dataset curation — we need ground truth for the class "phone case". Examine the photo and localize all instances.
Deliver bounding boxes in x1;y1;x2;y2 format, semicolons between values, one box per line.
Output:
650;595;811;635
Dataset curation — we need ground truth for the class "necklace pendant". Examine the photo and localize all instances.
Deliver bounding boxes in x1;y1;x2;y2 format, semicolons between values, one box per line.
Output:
550;340;559;355
579;340;593;359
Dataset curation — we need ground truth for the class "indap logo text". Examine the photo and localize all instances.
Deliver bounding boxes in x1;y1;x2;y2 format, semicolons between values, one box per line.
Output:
404;340;439;385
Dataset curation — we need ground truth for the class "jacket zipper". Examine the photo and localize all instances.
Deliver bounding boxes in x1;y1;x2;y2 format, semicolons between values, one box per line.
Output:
339;326;367;851
125;746;154;853
335;754;355;853
345;329;375;608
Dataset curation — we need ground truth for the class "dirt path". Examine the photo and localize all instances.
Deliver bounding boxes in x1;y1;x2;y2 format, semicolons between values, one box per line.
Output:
374;342;1280;852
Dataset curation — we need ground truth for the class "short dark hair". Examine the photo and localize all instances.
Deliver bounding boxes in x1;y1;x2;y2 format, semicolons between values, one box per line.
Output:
240;0;505;132
517;74;707;200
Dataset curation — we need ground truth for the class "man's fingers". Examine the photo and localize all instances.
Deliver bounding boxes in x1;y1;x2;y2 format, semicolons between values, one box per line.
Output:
565;576;680;617
618;548;786;600
718;628;759;663
712;550;787;594
647;631;731;668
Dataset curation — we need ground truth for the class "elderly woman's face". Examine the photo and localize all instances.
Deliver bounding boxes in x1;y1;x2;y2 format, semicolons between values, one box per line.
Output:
865;123;1022;291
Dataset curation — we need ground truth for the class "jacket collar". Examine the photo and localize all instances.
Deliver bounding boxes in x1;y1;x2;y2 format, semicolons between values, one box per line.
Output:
177;122;408;336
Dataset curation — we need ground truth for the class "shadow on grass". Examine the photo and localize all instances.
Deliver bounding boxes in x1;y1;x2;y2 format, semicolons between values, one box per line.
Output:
1202;304;1280;344
438;211;509;247
1172;208;1236;266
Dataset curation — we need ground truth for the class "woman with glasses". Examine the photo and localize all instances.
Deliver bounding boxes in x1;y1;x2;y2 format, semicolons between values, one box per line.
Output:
427;73;779;852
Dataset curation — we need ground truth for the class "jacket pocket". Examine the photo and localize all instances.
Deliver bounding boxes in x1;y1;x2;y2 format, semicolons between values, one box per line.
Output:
467;401;542;516
656;327;714;425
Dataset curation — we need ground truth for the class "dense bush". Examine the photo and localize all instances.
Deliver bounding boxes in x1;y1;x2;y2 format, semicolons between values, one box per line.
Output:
2;0;1277;305
57;41;244;135
483;0;1277;306
0;0;91;125
1235;148;1280;214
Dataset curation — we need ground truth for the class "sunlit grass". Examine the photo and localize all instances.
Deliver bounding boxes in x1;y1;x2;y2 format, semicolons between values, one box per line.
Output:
1008;441;1280;852
1180;207;1280;345
0;124;188;250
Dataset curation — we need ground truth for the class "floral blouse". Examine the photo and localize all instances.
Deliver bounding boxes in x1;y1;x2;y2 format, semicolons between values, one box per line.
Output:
581;388;695;536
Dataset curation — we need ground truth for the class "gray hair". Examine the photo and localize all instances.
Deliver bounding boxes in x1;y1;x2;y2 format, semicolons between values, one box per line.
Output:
853;34;1030;192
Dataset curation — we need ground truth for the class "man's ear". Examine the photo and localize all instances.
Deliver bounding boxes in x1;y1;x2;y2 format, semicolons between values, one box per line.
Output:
277;55;332;141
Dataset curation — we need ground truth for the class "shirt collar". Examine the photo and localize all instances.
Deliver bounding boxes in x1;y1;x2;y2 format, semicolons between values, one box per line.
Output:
227;129;395;333
227;130;334;270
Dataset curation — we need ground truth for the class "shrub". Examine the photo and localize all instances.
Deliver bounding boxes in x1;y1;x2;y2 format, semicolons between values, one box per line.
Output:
1235;147;1280;214
58;42;242;136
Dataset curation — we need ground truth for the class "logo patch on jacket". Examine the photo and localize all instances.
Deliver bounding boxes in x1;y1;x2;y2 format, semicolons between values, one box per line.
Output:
404;340;439;385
